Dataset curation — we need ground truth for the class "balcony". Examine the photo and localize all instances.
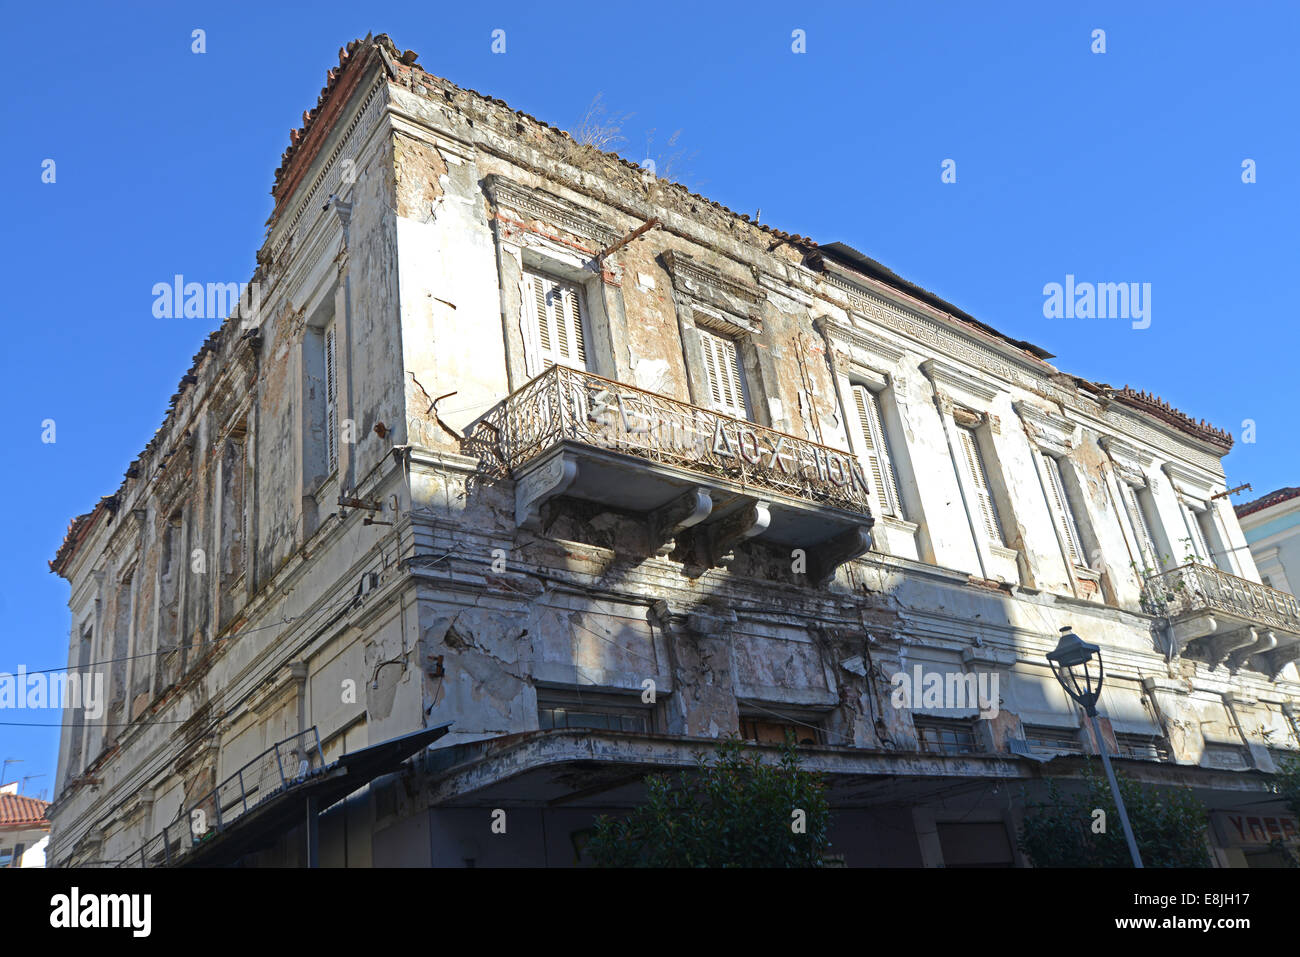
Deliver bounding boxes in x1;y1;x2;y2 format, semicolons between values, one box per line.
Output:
464;365;874;584
1142;563;1300;677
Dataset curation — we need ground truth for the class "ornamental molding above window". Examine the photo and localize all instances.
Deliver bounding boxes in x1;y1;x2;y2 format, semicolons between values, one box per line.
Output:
662;249;764;330
484;174;620;250
919;357;999;404
815;315;906;370
1162;460;1219;503
1100;435;1154;485
1013;400;1079;457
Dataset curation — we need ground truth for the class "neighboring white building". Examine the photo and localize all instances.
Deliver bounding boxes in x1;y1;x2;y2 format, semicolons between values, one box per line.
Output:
45;34;1300;869
0;791;50;868
1237;488;1300;596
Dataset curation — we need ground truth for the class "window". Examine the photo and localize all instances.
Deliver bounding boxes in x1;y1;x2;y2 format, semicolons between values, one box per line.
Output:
1118;481;1158;572
1117;733;1171;762
0;848;11;869
957;426;1003;545
1179;501;1226;569
740;716;820;746
851;384;903;519
524;270;588;372
325;322;338;475
1041;454;1087;567
1202;744;1250;769
914;716;979;755
539;707;647;733
697;327;750;420
1023;725;1085;755
536;689;650;734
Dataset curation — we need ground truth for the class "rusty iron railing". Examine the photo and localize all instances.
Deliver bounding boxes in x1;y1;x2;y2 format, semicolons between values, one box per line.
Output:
107;727;324;867
1142;562;1300;633
463;365;874;514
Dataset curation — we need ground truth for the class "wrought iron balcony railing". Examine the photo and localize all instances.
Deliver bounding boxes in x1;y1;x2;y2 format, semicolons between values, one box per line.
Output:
1141;562;1300;634
465;365;875;515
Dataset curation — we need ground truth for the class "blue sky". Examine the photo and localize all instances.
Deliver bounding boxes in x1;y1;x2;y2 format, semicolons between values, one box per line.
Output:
3;1;1296;797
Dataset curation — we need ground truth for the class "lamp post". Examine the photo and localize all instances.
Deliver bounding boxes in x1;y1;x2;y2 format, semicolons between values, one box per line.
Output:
1046;625;1144;868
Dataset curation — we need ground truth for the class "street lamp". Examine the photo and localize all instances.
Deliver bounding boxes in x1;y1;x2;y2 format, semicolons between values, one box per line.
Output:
1046;625;1144;868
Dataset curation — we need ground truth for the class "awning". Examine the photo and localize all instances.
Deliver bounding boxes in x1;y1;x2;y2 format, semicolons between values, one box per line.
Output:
179;722;452;867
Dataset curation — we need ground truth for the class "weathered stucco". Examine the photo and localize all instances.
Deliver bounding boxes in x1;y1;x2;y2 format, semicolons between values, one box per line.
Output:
45;35;1299;869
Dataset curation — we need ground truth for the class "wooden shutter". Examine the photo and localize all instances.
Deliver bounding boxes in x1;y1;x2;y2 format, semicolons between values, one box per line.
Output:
958;427;1002;544
325;324;338;474
1120;482;1157;570
1182;502;1212;564
524;271;587;372
698;328;749;419
852;384;902;518
1043;453;1083;565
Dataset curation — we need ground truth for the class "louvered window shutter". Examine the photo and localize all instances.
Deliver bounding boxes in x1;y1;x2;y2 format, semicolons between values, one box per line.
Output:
1183;503;1212;563
325;324;338;474
959;427;1003;544
698;328;749;420
1043;453;1083;565
524;271;588;373
852;384;902;518
1120;482;1157;570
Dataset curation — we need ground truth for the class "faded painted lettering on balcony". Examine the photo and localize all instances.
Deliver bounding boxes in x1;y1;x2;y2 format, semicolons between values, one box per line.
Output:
468;366;873;513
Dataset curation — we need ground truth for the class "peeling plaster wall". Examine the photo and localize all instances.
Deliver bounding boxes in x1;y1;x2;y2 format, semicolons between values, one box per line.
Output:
46;51;1300;868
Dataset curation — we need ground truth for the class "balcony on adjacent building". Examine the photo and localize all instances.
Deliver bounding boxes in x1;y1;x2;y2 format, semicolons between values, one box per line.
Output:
464;365;875;584
1143;562;1300;678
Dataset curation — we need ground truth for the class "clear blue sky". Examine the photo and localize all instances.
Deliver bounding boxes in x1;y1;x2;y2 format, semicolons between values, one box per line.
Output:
3;1;1296;798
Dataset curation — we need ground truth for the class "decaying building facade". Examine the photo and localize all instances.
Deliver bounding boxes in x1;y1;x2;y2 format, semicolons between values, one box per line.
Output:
48;34;1300;868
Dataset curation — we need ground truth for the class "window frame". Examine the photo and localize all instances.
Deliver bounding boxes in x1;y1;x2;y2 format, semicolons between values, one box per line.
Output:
695;325;751;421
849;382;904;519
956;423;1004;547
522;268;592;375
913;715;980;755
535;687;655;734
1040;451;1089;570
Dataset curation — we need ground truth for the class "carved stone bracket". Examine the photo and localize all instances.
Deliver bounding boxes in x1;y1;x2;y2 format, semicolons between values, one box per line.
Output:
1228;628;1276;673
1203;625;1259;670
515;456;578;528
809;525;873;587
694;500;771;568
1262;642;1300;682
647;487;713;557
648;599;737;642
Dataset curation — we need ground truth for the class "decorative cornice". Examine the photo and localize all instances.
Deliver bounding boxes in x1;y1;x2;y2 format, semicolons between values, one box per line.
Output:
484;175;620;250
920;357;999;403
1108;387;1233;452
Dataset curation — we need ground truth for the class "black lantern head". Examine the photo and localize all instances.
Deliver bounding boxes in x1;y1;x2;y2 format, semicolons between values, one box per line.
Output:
1046;626;1105;714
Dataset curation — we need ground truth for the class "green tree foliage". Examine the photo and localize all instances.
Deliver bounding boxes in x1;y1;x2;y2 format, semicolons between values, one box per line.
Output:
1019;763;1211;867
1273;753;1300;819
587;735;831;867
